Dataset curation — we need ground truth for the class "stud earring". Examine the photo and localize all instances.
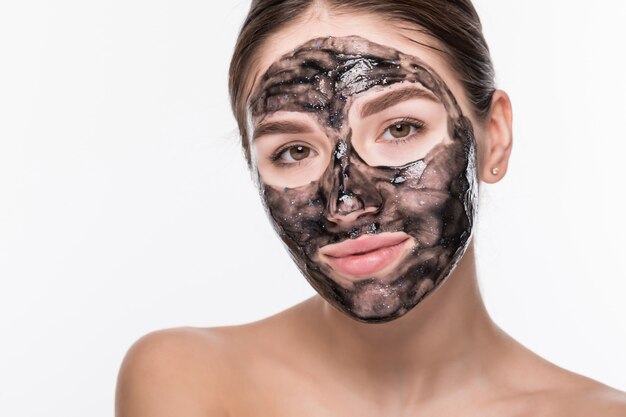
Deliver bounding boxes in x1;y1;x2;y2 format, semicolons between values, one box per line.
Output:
491;167;500;175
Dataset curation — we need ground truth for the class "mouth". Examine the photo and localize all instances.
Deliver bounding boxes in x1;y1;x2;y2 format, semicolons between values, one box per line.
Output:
318;232;413;277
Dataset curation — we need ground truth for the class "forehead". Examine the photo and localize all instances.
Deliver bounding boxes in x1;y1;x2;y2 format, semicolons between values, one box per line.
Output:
249;36;460;125
246;12;468;117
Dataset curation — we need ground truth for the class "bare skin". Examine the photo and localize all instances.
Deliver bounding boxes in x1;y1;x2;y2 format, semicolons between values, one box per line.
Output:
116;244;626;416
116;7;626;417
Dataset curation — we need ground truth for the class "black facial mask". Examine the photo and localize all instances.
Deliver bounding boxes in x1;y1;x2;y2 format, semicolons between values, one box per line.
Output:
249;36;478;323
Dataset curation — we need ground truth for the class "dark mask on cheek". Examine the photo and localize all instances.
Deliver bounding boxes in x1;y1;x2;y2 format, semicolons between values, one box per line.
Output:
249;36;478;323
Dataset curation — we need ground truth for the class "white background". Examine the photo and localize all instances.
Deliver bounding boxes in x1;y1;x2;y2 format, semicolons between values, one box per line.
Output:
1;0;625;415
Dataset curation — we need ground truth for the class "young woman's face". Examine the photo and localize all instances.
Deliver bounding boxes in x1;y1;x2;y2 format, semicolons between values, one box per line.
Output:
246;12;481;322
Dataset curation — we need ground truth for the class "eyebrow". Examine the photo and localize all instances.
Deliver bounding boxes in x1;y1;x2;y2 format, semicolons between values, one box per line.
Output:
360;87;440;118
252;120;314;141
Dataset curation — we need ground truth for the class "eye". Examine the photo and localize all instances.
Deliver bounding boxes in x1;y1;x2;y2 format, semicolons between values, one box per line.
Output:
271;144;317;165
380;120;425;142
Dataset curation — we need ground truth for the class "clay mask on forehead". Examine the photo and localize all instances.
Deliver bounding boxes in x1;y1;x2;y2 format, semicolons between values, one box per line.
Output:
249;36;478;323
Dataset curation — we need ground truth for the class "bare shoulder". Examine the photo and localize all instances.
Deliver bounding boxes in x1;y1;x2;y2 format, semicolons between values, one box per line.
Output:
486;339;626;417
115;326;235;417
114;301;311;417
511;369;626;417
554;382;626;417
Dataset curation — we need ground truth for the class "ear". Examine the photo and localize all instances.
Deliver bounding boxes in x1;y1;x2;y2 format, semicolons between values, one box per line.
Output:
479;90;513;184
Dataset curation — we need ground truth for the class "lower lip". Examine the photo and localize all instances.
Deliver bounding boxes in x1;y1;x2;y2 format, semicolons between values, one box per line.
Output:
325;239;409;276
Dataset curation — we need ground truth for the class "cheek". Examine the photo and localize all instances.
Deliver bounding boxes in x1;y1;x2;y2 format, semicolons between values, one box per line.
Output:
418;142;469;189
263;185;323;219
261;183;326;244
381;185;446;246
379;143;472;241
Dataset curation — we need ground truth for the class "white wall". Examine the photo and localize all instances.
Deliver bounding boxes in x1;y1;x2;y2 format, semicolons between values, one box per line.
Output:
0;1;624;415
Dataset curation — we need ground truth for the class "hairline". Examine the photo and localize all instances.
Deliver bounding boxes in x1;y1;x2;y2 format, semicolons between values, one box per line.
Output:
242;8;457;117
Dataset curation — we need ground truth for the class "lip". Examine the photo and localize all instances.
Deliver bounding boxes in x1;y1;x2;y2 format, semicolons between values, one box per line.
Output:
319;232;412;276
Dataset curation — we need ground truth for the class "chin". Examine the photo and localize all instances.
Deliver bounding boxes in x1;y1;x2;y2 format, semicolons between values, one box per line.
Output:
350;282;405;320
331;276;436;323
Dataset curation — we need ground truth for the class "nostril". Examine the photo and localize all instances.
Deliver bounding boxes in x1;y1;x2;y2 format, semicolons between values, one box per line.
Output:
326;208;378;228
326;196;379;227
337;193;364;215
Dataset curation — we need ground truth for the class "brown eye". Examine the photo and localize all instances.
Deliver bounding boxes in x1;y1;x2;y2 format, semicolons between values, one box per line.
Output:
389;123;412;138
273;144;316;164
288;146;310;161
380;120;424;142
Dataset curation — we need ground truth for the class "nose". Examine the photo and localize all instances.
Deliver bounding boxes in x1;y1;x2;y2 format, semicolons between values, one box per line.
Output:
325;140;379;226
327;192;378;225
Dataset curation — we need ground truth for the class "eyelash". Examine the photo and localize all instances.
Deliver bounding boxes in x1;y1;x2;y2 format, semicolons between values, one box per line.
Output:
379;118;426;145
267;118;425;167
269;143;314;168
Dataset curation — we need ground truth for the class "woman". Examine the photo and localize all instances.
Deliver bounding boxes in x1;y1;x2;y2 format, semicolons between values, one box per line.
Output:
115;1;626;415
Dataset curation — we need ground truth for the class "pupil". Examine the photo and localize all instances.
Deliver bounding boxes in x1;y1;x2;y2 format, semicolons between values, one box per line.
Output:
289;146;310;160
391;123;410;138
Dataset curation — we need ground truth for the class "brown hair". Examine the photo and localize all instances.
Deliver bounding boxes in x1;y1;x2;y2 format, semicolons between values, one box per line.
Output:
228;0;496;163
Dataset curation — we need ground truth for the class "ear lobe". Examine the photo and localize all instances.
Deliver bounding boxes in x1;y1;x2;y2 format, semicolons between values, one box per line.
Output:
480;89;513;184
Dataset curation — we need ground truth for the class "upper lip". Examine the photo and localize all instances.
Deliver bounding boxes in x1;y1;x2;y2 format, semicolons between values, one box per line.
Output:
319;232;410;258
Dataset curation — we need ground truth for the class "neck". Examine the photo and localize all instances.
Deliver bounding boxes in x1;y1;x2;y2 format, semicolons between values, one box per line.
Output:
304;241;505;401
